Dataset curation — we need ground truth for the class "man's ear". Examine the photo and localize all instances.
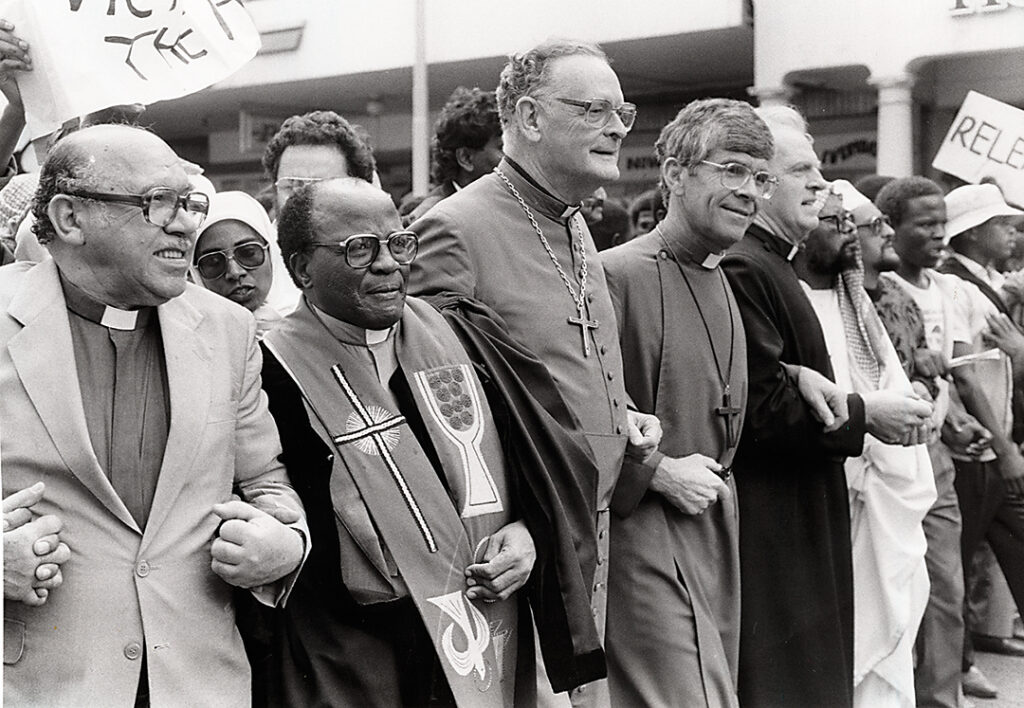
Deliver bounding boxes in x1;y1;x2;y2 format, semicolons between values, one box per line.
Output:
289;250;313;290
514;97;543;143
46;194;87;246
661;157;686;196
455;146;476;174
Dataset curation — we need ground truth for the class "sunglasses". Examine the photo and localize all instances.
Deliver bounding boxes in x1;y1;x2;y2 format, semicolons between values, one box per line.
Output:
194;240;269;280
309;230;419;269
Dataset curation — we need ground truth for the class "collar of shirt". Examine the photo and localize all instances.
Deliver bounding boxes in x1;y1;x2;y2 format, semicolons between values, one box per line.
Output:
748;223;801;262
59;271;153;331
501;156;581;222
656;225;724;270
308;299;395;347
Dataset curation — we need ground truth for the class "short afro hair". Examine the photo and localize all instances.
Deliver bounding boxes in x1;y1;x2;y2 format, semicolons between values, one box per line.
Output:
875;176;944;228
262;110;376;183
431;87;500;185
275;181;318;289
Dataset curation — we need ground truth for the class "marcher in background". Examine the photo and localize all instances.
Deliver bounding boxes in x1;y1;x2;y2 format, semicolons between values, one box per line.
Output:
721;105;930;708
602;97;774;708
589;196;629;251
403;86;503;225
627;187;664;237
193;190;282;338
409;39;661;707
1;124;308;706
795;182;935;708
262;110;377;313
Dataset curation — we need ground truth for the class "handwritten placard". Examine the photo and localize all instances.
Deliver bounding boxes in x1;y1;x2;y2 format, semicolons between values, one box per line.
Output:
5;0;260;138
933;90;1024;206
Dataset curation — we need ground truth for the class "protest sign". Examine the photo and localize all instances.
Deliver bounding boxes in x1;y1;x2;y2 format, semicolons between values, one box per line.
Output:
4;0;260;138
932;90;1024;207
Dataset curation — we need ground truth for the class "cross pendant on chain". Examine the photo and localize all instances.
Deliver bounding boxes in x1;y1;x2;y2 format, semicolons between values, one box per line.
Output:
567;305;599;357
715;385;742;448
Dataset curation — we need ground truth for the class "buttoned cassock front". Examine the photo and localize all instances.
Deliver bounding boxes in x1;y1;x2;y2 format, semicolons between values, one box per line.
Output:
1;258;307;708
409;159;628;701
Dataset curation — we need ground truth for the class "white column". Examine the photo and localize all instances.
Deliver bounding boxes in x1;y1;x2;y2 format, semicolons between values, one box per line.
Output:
411;0;429;195
870;74;916;177
747;84;795;108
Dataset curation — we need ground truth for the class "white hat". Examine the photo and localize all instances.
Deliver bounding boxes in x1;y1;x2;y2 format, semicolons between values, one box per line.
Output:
944;183;1023;243
830;179;870;212
197;190;273;246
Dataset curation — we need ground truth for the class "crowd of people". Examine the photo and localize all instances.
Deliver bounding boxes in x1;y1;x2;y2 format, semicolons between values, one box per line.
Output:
3;22;1024;708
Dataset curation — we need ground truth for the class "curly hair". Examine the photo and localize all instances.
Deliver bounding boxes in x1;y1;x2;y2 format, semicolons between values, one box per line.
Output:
262;110;376;182
874;176;944;228
655;98;773;202
430;87;500;185
495;39;607;127
31;132;102;245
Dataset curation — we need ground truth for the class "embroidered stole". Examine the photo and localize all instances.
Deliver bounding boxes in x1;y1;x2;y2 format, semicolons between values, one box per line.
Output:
264;298;517;707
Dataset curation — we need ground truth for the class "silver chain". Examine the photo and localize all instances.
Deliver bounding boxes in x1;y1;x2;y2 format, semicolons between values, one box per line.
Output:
495;168;588;315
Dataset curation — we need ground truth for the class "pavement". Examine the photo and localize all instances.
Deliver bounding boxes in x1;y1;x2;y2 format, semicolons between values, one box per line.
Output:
972;650;1024;707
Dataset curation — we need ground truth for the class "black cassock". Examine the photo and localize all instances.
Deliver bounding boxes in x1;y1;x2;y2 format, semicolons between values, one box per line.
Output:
722;224;866;708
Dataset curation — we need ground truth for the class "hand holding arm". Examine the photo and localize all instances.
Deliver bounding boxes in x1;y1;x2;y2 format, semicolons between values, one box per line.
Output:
625;408;662;461
210;500;305;589
648;453;730;515
464;520;536;602
784;364;850;432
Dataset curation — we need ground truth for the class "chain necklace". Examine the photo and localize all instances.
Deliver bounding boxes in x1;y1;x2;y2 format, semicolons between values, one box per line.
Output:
655;226;740;449
495;168;598;356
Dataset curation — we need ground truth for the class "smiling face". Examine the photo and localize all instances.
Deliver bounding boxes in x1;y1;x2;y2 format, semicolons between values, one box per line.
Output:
299;182;409;329
893;194;946;270
674;148;767;251
60;128;197;308
533;55;627;201
195;220;272;312
759;126;827;243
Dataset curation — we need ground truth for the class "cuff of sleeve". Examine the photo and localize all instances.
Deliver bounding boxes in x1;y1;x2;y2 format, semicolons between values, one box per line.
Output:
250;527;308;608
610;453;660;518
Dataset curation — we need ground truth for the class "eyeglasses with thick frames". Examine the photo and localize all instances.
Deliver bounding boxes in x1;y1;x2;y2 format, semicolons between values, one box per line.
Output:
554;98;637;130
818;212;857;233
855;214;892;236
63;187;210;227
194;240;269;280
274;176;329;198
310;230;419;269
699;160;779;199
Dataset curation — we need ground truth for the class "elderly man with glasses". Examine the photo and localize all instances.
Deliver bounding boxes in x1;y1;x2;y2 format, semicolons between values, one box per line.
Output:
253;176;606;706
1;124;308;706
408;39;660;707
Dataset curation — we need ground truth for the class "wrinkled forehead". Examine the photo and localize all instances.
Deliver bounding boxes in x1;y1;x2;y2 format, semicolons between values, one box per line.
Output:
770;127;818;171
312;183;401;237
542;54;623;101
75;132;189;192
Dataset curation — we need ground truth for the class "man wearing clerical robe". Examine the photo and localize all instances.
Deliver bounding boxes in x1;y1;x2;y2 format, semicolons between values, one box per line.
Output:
254;177;599;707
602;98;775;707
721;106;932;708
795;183;935;708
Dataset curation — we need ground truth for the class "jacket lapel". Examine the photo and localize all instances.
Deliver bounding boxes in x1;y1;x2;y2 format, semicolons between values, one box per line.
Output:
142;291;209;542
7;260;140;532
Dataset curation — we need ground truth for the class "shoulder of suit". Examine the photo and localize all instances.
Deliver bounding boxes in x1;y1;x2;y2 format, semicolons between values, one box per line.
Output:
178;282;254;327
0;261;34;307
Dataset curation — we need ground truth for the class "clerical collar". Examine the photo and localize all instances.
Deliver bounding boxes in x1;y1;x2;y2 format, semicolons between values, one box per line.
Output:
500;157;580;222
654;225;724;270
307;299;395;346
749;223;801;262
59;272;153;331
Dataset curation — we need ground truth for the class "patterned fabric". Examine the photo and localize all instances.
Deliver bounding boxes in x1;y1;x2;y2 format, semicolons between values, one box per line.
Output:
837;256;883;388
868;276;936;396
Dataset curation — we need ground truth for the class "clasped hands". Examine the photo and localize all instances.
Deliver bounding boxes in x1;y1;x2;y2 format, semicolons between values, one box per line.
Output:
3;482;71;606
210;500;304;589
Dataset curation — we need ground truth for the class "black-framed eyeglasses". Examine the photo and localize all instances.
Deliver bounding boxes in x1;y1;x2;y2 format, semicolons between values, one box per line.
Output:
818;212;856;233
63;187;209;227
194;240;269;280
554;98;637;130
855;214;892;236
310;230;419;269
699;160;779;199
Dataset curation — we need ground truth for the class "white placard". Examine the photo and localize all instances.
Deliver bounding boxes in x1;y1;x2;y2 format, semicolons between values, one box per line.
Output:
4;0;260;138
932;90;1024;206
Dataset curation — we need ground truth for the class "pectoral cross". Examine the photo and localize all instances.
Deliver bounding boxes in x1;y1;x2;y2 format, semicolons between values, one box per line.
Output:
715;385;742;449
568;306;599;357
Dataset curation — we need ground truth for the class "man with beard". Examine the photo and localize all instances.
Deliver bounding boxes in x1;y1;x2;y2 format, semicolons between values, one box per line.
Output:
794;183;935;708
720;106;931;708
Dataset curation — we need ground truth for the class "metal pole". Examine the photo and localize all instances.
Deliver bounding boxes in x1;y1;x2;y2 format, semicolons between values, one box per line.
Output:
412;0;429;195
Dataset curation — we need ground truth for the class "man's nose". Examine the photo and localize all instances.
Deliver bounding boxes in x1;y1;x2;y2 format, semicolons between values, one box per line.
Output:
370;243;401;273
